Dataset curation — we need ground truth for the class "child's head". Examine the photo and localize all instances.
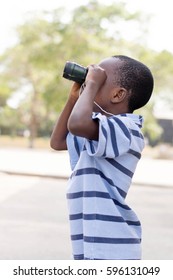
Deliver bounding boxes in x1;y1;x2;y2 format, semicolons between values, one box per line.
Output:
96;55;154;114
112;55;154;112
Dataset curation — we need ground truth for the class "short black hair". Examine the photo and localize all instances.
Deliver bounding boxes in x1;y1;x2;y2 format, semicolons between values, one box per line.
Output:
112;55;154;112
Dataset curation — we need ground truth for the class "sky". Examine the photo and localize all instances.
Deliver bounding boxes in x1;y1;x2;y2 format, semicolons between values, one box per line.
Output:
0;0;173;54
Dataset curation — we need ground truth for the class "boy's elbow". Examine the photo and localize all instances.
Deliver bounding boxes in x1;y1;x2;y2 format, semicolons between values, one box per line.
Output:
67;121;78;136
68;115;98;140
50;138;67;151
67;115;83;136
50;138;59;150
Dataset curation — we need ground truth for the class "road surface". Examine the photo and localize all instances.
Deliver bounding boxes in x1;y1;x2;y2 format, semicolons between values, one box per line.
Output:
0;173;173;260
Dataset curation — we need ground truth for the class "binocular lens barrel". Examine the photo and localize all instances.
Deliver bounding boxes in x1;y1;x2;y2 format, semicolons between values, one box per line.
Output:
63;61;88;84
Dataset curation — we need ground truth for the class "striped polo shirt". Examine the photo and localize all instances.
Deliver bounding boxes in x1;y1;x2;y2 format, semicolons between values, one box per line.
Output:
66;112;145;260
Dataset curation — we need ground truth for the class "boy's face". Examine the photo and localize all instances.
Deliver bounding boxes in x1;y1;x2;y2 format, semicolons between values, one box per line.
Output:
93;57;120;113
79;57;127;115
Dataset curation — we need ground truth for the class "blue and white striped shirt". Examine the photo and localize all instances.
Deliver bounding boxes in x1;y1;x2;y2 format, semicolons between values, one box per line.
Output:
66;112;144;260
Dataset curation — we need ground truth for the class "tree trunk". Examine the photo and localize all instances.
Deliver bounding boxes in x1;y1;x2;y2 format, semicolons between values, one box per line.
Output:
28;87;39;149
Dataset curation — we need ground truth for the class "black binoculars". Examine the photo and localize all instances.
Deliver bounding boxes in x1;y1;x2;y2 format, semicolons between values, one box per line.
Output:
63;61;88;84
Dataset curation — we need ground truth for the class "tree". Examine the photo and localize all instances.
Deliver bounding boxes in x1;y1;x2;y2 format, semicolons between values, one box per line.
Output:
0;13;67;146
0;0;170;146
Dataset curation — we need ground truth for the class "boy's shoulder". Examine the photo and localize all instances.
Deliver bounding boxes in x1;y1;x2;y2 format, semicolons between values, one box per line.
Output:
92;112;144;129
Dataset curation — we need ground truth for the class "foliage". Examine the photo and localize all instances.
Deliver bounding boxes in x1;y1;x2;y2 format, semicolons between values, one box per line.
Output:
0;0;171;146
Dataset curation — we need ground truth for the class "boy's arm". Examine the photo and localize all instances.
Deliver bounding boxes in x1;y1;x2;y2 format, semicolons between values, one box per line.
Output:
50;83;80;150
67;65;106;141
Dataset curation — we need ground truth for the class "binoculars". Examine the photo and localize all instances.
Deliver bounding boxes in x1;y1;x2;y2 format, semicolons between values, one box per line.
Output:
63;61;88;84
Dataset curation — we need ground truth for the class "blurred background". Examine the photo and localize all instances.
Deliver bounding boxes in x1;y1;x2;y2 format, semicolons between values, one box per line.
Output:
0;0;173;260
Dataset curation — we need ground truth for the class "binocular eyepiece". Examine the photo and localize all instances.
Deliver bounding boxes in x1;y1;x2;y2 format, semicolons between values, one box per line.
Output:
63;61;88;84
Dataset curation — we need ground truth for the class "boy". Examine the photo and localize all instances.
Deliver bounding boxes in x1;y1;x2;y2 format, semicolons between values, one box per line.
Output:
50;55;154;260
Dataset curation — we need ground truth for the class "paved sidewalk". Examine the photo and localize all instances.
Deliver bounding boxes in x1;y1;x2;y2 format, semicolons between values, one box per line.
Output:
0;147;172;187
0;148;70;179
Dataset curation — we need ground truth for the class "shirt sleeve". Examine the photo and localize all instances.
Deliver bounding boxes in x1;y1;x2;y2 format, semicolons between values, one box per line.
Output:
84;113;132;158
66;132;84;170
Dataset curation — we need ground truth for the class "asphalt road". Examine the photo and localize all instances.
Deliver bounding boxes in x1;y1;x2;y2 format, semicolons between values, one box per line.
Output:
0;173;173;260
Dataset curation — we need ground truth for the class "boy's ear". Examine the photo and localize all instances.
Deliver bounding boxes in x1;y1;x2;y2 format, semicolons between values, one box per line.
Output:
111;88;127;103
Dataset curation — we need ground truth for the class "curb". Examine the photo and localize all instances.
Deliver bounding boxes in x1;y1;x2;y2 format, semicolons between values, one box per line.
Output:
1;169;172;189
0;170;68;180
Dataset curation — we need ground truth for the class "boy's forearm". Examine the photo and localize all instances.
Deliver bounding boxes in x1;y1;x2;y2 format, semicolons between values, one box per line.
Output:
67;81;99;140
50;94;78;150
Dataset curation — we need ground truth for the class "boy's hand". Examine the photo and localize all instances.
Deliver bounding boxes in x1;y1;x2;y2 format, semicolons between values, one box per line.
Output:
85;64;107;92
69;82;81;101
